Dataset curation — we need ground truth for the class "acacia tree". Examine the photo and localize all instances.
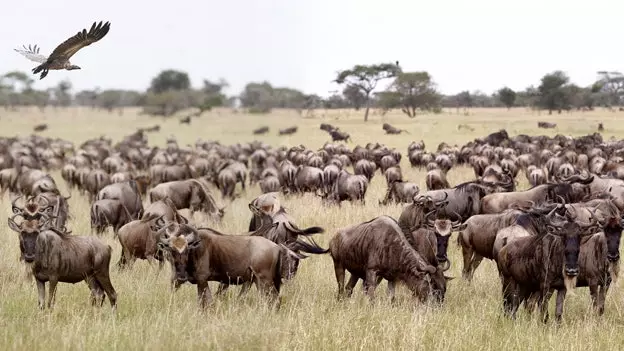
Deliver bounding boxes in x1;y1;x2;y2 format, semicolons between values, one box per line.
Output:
594;71;624;107
497;87;516;109
537;71;570;114
387;71;439;117
342;85;367;110
334;62;401;121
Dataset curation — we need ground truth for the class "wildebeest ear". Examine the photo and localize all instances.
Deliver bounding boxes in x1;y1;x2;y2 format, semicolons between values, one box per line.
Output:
7;218;20;232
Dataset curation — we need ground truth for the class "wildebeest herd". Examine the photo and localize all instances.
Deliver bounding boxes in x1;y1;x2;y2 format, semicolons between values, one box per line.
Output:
2;126;624;324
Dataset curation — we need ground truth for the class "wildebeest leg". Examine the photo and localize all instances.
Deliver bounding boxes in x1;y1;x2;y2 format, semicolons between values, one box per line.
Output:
215;283;229;296
364;270;377;302
554;289;567;322
387;280;397;304
588;281;599;313
469;254;484;281
94;271;117;309
87;278;105;306
47;278;59;309
36;280;46;310
460;245;474;280
345;274;359;298
501;277;515;318
539;289;554;323
238;281;253;298
597;283;608;316
333;263;346;299
197;280;212;309
523;291;539;315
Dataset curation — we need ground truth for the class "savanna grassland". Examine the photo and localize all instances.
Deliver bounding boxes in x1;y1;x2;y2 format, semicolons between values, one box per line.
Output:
0;107;623;351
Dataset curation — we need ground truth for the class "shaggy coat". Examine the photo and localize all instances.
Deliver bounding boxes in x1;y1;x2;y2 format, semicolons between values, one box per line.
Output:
7;216;117;310
149;179;223;221
329;216;438;304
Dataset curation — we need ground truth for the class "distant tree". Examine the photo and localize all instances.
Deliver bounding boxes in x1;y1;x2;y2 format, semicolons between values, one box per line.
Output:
239;81;274;113
594;71;624;107
342;85;367;110
52;80;72;107
2;71;34;92
197;78;228;112
537;71;570;114
149;69;191;93
74;89;99;109
455;91;473;114
386;71;440;117
333;62;401;121
497;87;516;109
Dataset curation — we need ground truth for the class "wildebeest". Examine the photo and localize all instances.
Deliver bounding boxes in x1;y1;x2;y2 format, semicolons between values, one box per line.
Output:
329;216;444;304
382;123;409;135
278;126;298;135
253;126;270;135
380;181;420;205
537;121;557;129
179;116;191;124
90;198;134;235
425;169;450;191
497;211;599;322
157;219;304;308
326;170;368;205
96;180;144;220
33;123;48;132
329;129;351;142
457;208;524;281
149;179;224;221
7;213;117;310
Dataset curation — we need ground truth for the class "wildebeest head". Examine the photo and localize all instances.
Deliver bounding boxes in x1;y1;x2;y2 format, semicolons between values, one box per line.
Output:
7;212;57;263
547;209;600;291
424;209;462;271
11;195;52;221
158;222;200;284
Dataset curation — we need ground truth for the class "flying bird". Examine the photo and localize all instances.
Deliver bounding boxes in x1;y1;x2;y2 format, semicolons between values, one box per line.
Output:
14;21;111;80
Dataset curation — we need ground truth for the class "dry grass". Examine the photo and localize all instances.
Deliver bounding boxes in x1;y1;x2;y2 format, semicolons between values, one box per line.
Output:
0;107;622;351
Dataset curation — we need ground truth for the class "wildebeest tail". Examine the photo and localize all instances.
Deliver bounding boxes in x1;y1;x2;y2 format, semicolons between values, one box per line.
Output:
291;237;329;254
301;226;324;235
273;250;282;292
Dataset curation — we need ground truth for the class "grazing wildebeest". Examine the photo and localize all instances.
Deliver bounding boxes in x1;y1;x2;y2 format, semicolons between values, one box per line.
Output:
425;169;450;191
329;129;351;142
409;210;462;272
380;181;420;205
253;126;270;135
497;212;599;322
328;216;443;304
96;180;144;220
179;116;191;124
382;123;408;135
90;198;134;235
278;126;298;135
537;121;557;129
149;179;224;221
7;213;117;310
326;170;368;205
33;123;48;132
157;220;304;308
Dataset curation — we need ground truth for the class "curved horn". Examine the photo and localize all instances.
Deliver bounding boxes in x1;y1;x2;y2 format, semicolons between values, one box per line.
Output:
11;195;24;214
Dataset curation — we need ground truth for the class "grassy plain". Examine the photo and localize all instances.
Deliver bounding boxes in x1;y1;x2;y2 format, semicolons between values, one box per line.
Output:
0;107;622;351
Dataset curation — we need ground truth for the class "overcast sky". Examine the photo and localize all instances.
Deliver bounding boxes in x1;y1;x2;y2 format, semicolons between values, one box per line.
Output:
1;0;622;96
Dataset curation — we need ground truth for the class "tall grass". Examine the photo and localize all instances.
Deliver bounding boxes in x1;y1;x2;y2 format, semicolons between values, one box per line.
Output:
0;107;621;350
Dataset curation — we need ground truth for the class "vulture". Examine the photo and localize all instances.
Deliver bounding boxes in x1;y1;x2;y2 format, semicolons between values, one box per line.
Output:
14;21;111;80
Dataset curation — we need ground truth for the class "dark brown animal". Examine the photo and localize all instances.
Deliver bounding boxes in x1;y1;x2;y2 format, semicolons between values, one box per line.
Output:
90;198;134;235
33;124;48;132
537;121;557;129
149;179;224;221
7;214;117;310
157;220;303;308
278;126;298;135
253;126;269;135
96;180;144;220
497;213;599;322
426;169;450;191
329;216;441;304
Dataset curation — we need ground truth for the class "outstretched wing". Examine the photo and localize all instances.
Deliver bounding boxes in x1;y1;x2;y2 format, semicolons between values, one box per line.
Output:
14;44;48;63
47;21;111;61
